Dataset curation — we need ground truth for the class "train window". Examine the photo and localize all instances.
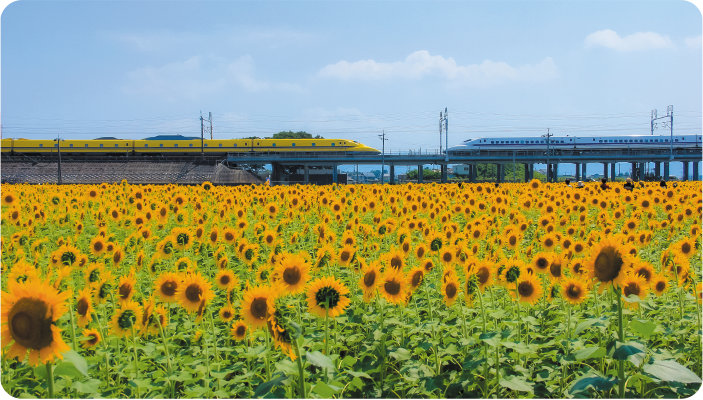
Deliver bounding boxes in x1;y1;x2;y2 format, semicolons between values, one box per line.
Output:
85;144;88;147
233;144;236;147
189;144;193;147
174;144;178;147
312;143;316;146
332;143;335;146
39;144;43;147
100;144;103;147
273;143;276;147
257;143;260;145
219;144;223;147
491;141;495;144
55;144;58;147
204;144;208;147
160;144;163;147
70;144;73;147
675;139;679;142
292;143;296;147
599;140;603;143
593;139;595;141
115;144;118;147
145;144;148;147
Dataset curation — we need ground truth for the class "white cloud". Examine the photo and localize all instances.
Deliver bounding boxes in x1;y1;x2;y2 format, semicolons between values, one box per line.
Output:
123;55;302;101
318;50;557;85
685;35;702;49
584;29;674;51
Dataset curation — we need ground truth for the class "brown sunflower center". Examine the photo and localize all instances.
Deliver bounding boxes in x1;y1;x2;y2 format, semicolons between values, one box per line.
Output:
442;252;452;263
223;310;232;319
593;246;624;282
477;267;490;285
185;284;202;303
76;298;89;316
341;251;351;262
391;255;403;269
536;257;549;270
402;242;410;252
363;270;376;288
550;262;562;278
161;281;177;297
636;268;651;282
566;284;581;299
119;283;132;299
384;279;401;296
93;241;103;252
518;281;534;298
416;247;426;259
682;242;692;254
509;236;517;246
623;282;641;297
411;271;424;287
575;244;584;253
9;298;54;350
545;238;554;247
446;283;457;299
283;266;302;285
250;298;268;320
656;281;666;292
88;334;99;345
220;275;231;285
236;325;246;336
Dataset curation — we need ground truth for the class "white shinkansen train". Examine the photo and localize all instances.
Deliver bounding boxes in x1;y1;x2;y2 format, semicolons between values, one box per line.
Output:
446;134;702;154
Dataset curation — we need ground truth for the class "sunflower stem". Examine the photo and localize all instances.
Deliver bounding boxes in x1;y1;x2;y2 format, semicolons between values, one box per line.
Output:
46;361;54;399
324;300;330;383
130;325;140;398
478;288;489;396
264;329;272;382
292;338;306;399
155;313;174;398
515;282;521;367
616;287;625;398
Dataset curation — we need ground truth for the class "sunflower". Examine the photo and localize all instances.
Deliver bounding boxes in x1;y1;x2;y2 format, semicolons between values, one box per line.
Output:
338;244;356;267
572;241;587;255
273;253;311;295
241;244;260;266
426;231;445;252
53;244;81;267
81;328;101;349
219;304;236;323
439;246;456;266
407;267;425;293
414;243;428;260
379;268;407;305
442;276;461;307
7;261;38;284
89;236;107;256
117;274;137;302
156;236;176;260
75;288;94;327
548;253;565;282
671;238;696;259
514;274;542;305
620;272;649;309
651;273;670;296
110;300;143;337
541;233;558;251
267;293;300;361
231;320;249;341
314;244;335;271
503;230;521;250
307;276;351;318
1;191;18;206
1;280;72;366
176;272;214;313
240;285;273;329
529;179;541;190
171;227;194;250
585;237;632;294
631;261;655;284
154;272;181;303
111;245;124;267
265;202;279;217
561;277;589;305
532;252;553;274
469;261;494;292
215;270;238;292
499;259;525;286
222;227;237;245
359;261;381;302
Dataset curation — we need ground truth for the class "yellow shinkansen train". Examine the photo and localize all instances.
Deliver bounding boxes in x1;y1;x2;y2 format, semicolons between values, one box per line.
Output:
0;137;380;155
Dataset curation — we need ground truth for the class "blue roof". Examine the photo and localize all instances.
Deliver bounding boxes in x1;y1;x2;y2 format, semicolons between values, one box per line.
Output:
144;135;200;141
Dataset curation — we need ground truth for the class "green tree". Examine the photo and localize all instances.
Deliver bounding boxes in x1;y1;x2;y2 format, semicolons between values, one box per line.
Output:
272;131;324;139
407;168;441;180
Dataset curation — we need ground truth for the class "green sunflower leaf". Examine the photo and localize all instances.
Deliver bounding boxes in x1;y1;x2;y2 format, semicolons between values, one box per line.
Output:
643;360;702;384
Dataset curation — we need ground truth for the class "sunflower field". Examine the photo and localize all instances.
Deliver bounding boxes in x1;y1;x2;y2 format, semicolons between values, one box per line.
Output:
1;179;701;399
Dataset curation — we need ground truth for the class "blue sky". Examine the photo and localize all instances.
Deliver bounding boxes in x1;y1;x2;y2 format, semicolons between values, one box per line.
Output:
1;0;701;176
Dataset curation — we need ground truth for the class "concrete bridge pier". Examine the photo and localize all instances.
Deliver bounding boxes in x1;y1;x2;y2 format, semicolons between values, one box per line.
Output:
441;165;448;183
610;163;616;182
497;164;504;183
271;163;282;184
390;165;395;184
654;162;661;180
574;163;580;181
664;162;670;181
332;164;338;184
546;164;552;182
631;162;638;181
524;163;530;182
304;165;309;184
603;163;608;181
417;166;423;183
683;161;689;181
471;164;477;183
694;161;700;181
582;163;587;181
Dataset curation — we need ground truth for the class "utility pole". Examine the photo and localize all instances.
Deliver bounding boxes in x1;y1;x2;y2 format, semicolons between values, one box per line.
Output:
200;111;205;160
542;128;552;182
378;130;388;184
652;106;674;160
209;112;213;140
444;107;449;162
57;133;62;185
439;111;443;155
